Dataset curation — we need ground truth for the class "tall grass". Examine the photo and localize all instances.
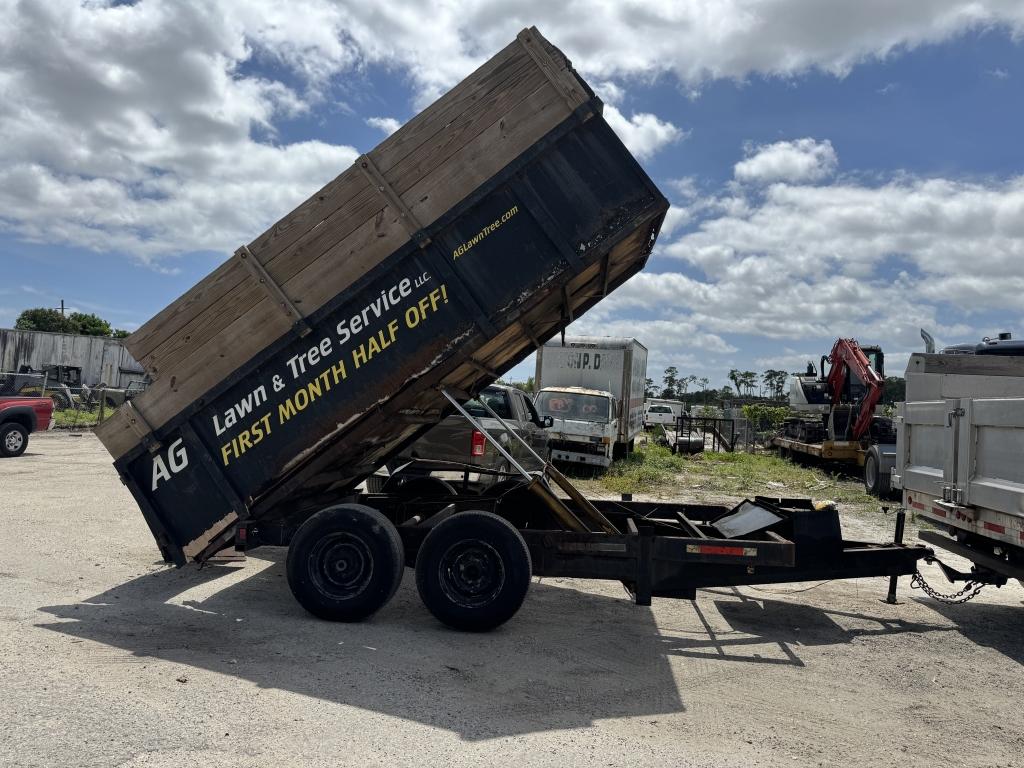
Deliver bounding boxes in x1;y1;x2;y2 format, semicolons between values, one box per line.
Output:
600;442;873;504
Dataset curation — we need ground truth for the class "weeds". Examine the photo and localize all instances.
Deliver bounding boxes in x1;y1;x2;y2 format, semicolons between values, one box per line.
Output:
599;442;874;504
52;407;109;428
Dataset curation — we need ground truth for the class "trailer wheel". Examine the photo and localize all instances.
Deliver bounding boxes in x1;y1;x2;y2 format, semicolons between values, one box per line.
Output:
415;510;531;632
0;423;29;458
863;447;891;499
286;504;404;622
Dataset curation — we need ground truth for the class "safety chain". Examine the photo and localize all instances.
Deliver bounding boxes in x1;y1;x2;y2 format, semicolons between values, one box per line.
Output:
910;570;986;604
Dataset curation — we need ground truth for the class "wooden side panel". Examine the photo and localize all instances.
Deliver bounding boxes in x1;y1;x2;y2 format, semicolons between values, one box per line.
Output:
128;32;577;367
126;172;367;363
137;177;381;378
110;29;590;456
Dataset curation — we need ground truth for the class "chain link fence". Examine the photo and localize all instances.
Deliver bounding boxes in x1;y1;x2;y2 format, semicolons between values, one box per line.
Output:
0;370;149;428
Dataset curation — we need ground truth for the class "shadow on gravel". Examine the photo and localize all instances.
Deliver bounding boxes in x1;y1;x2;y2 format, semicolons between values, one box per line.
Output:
35;550;684;740
36;555;964;736
921;600;1024;666
657;588;952;667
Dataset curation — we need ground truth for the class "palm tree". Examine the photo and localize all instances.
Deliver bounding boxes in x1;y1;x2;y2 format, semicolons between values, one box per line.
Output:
728;369;741;395
698;376;710;404
742;371;757;396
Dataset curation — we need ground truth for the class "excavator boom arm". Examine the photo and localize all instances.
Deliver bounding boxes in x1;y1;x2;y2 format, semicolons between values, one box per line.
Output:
826;338;884;440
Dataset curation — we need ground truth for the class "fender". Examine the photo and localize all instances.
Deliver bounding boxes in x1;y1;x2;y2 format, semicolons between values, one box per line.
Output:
0;405;38;432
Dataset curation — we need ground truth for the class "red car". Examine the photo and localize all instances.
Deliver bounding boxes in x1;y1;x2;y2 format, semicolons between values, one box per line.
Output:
0;396;55;457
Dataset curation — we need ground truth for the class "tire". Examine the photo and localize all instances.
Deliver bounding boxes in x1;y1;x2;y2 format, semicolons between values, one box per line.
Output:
0;423;29;458
286;504;404;622
415;510;531;632
863;448;890;498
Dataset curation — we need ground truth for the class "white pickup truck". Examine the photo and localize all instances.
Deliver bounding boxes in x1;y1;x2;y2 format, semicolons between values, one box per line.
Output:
644;402;679;428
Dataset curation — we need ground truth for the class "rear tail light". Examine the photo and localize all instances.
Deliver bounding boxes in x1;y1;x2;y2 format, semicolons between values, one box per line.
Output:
470;430;486;457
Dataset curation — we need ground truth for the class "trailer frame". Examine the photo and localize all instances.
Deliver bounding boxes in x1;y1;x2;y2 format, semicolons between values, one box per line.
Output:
237;405;931;627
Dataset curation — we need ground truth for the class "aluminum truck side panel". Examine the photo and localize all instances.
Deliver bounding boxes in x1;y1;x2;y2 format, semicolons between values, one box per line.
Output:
895;353;1024;566
625;341;647;443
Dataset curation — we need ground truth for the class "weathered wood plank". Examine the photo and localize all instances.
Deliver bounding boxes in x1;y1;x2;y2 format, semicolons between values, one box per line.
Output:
516;27;587;113
116;209;411;438
131;51;565;382
372;41;527;175
405;82;568;225
384;57;546;194
137;176;381;376
129;43;544;364
128;169;366;361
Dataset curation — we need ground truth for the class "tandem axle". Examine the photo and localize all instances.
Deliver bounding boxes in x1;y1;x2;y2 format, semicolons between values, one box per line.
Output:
231;391;931;631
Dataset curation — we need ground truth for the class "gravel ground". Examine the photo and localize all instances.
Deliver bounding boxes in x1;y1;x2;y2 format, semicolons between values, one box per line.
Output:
1;432;1022;767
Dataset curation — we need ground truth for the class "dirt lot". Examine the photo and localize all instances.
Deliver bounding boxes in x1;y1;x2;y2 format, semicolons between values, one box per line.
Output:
2;433;1022;768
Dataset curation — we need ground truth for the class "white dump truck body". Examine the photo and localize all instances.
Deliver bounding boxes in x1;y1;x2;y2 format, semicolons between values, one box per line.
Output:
534;337;647;467
893;353;1024;575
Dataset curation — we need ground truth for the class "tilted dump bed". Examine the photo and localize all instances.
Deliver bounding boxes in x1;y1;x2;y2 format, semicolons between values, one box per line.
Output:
95;27;668;565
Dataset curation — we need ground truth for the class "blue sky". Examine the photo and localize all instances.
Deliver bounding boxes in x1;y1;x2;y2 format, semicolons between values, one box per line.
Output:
2;1;1022;390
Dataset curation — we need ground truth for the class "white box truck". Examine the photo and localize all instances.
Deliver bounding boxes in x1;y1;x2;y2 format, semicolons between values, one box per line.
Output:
893;338;1024;586
533;336;647;468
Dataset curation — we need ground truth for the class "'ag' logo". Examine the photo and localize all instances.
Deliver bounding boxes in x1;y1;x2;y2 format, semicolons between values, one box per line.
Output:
152;438;188;491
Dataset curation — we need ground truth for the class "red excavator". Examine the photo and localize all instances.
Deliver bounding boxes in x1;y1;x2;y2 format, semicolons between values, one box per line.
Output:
773;338;897;497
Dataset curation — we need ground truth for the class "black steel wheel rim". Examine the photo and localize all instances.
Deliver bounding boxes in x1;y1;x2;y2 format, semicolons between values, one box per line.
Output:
309;533;374;599
438;539;505;608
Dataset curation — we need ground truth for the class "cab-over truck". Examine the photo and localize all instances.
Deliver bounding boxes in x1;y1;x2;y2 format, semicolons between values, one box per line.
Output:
533;336;647;468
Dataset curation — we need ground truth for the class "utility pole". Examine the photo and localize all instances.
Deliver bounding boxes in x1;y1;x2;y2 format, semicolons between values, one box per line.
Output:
60;300;64;317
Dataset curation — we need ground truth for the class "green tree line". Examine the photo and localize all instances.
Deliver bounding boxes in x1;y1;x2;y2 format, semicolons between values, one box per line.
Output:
13;308;131;338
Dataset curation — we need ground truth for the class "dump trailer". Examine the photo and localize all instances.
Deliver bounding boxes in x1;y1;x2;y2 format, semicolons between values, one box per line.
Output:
96;28;929;631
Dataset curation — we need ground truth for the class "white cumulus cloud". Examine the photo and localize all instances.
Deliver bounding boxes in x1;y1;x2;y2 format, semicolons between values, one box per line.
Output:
603;105;686;160
365;116;403;136
734;138;838;184
1;0;1023;298
0;0;360;264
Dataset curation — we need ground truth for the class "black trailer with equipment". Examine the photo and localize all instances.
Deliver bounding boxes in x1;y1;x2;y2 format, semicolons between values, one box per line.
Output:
96;27;931;632
244;392;930;630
